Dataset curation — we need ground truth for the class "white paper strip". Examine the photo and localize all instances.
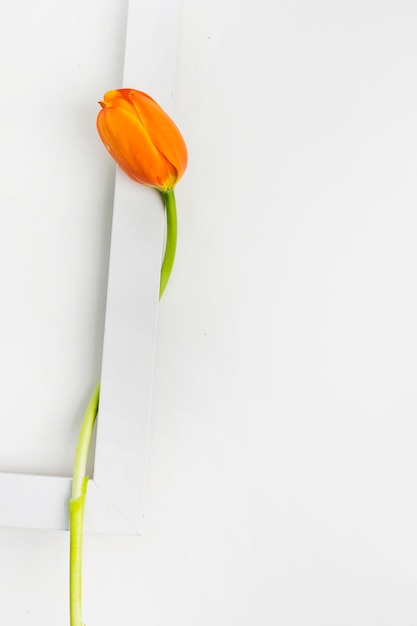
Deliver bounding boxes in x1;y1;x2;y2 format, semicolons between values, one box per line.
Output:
0;0;181;534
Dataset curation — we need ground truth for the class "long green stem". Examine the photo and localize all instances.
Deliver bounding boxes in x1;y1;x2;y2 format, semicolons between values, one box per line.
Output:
69;189;177;626
159;189;177;298
69;383;99;626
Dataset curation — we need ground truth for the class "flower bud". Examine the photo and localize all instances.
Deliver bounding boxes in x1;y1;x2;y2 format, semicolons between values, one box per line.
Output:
97;89;187;191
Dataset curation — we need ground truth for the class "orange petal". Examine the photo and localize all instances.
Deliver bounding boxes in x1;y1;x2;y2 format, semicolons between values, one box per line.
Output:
97;106;174;189
129;90;188;181
100;89;135;115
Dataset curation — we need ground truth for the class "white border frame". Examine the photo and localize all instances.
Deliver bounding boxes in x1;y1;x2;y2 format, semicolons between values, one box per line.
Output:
0;0;180;534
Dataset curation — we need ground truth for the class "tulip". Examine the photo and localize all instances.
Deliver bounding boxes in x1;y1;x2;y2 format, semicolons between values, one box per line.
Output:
96;88;188;295
69;89;187;626
96;88;187;191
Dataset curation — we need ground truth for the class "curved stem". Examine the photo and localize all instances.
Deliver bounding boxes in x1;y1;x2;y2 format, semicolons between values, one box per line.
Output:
69;188;177;625
159;189;177;298
71;383;100;501
69;477;88;626
69;383;100;626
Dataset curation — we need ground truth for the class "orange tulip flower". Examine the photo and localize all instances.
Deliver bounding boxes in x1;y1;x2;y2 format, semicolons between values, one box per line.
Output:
96;89;188;191
69;89;187;626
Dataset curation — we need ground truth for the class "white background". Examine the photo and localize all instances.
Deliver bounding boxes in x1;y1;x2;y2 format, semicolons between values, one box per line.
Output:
1;0;417;624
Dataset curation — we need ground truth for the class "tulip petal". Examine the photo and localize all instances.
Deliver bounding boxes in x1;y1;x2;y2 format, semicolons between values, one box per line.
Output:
129;91;188;180
100;90;135;115
97;88;187;190
97;106;175;189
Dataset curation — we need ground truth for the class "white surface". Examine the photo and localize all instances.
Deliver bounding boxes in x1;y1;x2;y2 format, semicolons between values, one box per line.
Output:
0;0;127;478
0;0;180;533
2;0;417;623
91;0;181;532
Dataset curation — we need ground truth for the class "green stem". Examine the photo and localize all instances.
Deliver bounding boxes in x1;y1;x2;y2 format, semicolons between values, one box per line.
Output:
71;383;100;501
69;188;177;626
69;477;89;626
69;383;100;626
159;189;177;299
